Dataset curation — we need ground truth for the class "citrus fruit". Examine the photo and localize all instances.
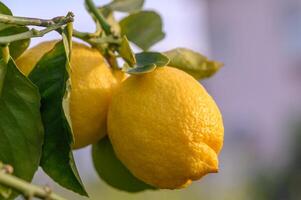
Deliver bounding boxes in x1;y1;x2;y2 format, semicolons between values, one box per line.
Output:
16;40;120;149
107;66;224;189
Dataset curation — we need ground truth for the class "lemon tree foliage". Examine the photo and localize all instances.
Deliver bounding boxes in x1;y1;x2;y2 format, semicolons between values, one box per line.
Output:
136;52;169;67
0;27;30;59
125;63;156;74
119;36;136;66
92;137;155;192
0;59;43;199
0;3;30;60
0;2;11;17
28;41;87;196
0;2;12;30
120;11;165;50
100;8;121;34
104;0;144;13
125;52;170;74
0;182;11;199
165;48;223;80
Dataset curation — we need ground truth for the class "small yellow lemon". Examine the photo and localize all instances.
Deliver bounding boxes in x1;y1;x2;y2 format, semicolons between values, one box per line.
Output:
107;66;224;189
16;41;120;149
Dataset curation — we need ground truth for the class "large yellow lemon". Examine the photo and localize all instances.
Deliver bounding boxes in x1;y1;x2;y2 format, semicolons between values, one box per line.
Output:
107;66;224;189
16;41;119;149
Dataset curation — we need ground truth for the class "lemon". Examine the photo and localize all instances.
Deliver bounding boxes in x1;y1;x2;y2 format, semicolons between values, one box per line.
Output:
16;41;119;149
107;66;224;189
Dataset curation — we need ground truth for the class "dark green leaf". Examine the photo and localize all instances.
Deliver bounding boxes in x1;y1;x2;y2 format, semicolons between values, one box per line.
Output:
136;52;169;67
125;63;156;75
120;11;165;50
28;41;87;196
92;137;155;192
0;59;6;96
124;52;169;75
119;36;136;66
0;26;30;59
164;48;223;80
0;59;43;199
0;2;12;16
105;0;144;13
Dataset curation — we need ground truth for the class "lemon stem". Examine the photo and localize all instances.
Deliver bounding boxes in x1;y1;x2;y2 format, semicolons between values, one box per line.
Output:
72;29;101;40
84;0;112;35
83;0;122;70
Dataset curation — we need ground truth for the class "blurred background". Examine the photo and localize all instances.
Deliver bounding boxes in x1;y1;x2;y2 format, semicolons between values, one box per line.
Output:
3;0;301;199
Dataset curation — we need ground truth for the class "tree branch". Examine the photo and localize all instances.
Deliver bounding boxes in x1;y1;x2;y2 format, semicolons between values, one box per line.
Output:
0;26;60;44
0;164;66;200
0;12;74;44
0;12;74;27
72;29;101;40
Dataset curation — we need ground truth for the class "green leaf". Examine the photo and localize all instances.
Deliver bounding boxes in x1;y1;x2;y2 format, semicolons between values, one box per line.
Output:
0;184;11;199
125;63;156;75
28;41;87;196
0;2;12;16
0;58;6;96
92;137;155;192
0;59;44;199
136;52;169;67
119;36;136;66
0;26;30;59
120;11;165;50
0;2;12;31
0;2;30;59
105;0;144;13
124;52;169;75
164;48;223;80
62;22;73;67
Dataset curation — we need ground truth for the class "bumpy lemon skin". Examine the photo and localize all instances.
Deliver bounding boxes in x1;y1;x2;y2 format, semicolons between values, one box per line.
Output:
16;41;119;149
107;66;224;189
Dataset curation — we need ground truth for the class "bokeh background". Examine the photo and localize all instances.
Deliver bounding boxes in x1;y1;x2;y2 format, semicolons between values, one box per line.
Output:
3;0;301;199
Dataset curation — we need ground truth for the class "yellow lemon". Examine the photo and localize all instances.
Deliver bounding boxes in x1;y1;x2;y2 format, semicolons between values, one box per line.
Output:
16;41;120;149
107;66;224;189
